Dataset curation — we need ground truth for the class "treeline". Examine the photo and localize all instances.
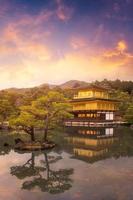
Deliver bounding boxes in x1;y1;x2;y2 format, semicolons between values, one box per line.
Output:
0;79;133;126
94;79;133;94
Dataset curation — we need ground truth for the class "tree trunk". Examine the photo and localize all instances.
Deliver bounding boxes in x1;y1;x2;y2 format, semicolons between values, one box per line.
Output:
30;127;35;142
24;127;35;142
43;128;48;142
43;116;49;142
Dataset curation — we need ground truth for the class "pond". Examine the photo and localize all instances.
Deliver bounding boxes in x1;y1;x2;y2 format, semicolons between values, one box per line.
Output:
0;126;133;200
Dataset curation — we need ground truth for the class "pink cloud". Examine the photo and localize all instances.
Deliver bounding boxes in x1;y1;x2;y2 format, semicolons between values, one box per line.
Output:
6;9;53;28
70;36;87;50
0;9;54;55
56;0;74;21
0;10;53;73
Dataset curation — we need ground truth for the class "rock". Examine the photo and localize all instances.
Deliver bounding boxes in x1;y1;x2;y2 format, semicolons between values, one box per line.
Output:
4;143;9;147
14;141;56;151
15;138;24;145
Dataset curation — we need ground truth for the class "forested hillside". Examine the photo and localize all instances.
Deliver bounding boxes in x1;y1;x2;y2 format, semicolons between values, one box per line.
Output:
0;79;133;124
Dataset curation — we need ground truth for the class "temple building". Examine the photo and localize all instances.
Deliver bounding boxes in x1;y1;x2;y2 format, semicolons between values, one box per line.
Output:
65;85;119;126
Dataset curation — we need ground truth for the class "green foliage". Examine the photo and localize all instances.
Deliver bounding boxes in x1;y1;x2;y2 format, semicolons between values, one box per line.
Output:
94;79;133;94
0;91;19;124
10;111;42;128
111;90;132;114
32;91;73;122
10;91;73;141
10;104;44;141
124;103;133;123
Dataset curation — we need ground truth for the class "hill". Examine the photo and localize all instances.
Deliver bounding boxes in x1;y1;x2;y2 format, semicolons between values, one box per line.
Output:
1;79;133;95
59;80;89;89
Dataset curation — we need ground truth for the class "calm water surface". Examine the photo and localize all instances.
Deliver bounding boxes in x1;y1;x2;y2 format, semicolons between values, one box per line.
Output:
0;126;133;200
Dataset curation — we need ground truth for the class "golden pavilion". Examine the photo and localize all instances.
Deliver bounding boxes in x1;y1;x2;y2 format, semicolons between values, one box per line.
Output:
65;85;119;126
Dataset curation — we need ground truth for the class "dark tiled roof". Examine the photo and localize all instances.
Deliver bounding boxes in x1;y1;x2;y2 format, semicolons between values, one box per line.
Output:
70;97;119;102
72;84;108;91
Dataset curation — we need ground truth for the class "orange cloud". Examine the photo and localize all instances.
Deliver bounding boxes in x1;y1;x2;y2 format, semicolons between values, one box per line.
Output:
48;40;133;82
0;12;132;91
0;31;51;62
20;43;51;60
117;40;127;52
103;40;133;65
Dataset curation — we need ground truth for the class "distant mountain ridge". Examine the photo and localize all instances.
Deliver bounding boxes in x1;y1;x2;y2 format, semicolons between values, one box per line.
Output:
59;80;89;89
39;80;89;89
2;80;90;92
1;79;133;94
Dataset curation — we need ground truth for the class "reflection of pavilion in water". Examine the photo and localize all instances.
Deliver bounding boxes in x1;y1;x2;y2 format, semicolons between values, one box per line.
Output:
65;127;118;163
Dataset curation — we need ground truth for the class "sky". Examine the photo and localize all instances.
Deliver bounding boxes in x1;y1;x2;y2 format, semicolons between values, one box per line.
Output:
0;0;133;89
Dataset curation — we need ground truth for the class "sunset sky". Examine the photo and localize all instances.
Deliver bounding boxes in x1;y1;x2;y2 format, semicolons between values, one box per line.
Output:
0;0;133;89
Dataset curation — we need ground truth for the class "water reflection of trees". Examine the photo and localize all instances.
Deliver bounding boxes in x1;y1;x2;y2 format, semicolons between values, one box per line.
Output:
11;153;45;179
107;127;133;158
10;152;73;194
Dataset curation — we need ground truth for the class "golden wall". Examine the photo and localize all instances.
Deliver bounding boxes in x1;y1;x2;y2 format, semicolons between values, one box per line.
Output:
74;90;109;99
72;101;117;111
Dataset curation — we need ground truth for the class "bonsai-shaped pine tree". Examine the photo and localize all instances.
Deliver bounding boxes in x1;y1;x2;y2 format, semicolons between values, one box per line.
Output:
10;91;73;142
